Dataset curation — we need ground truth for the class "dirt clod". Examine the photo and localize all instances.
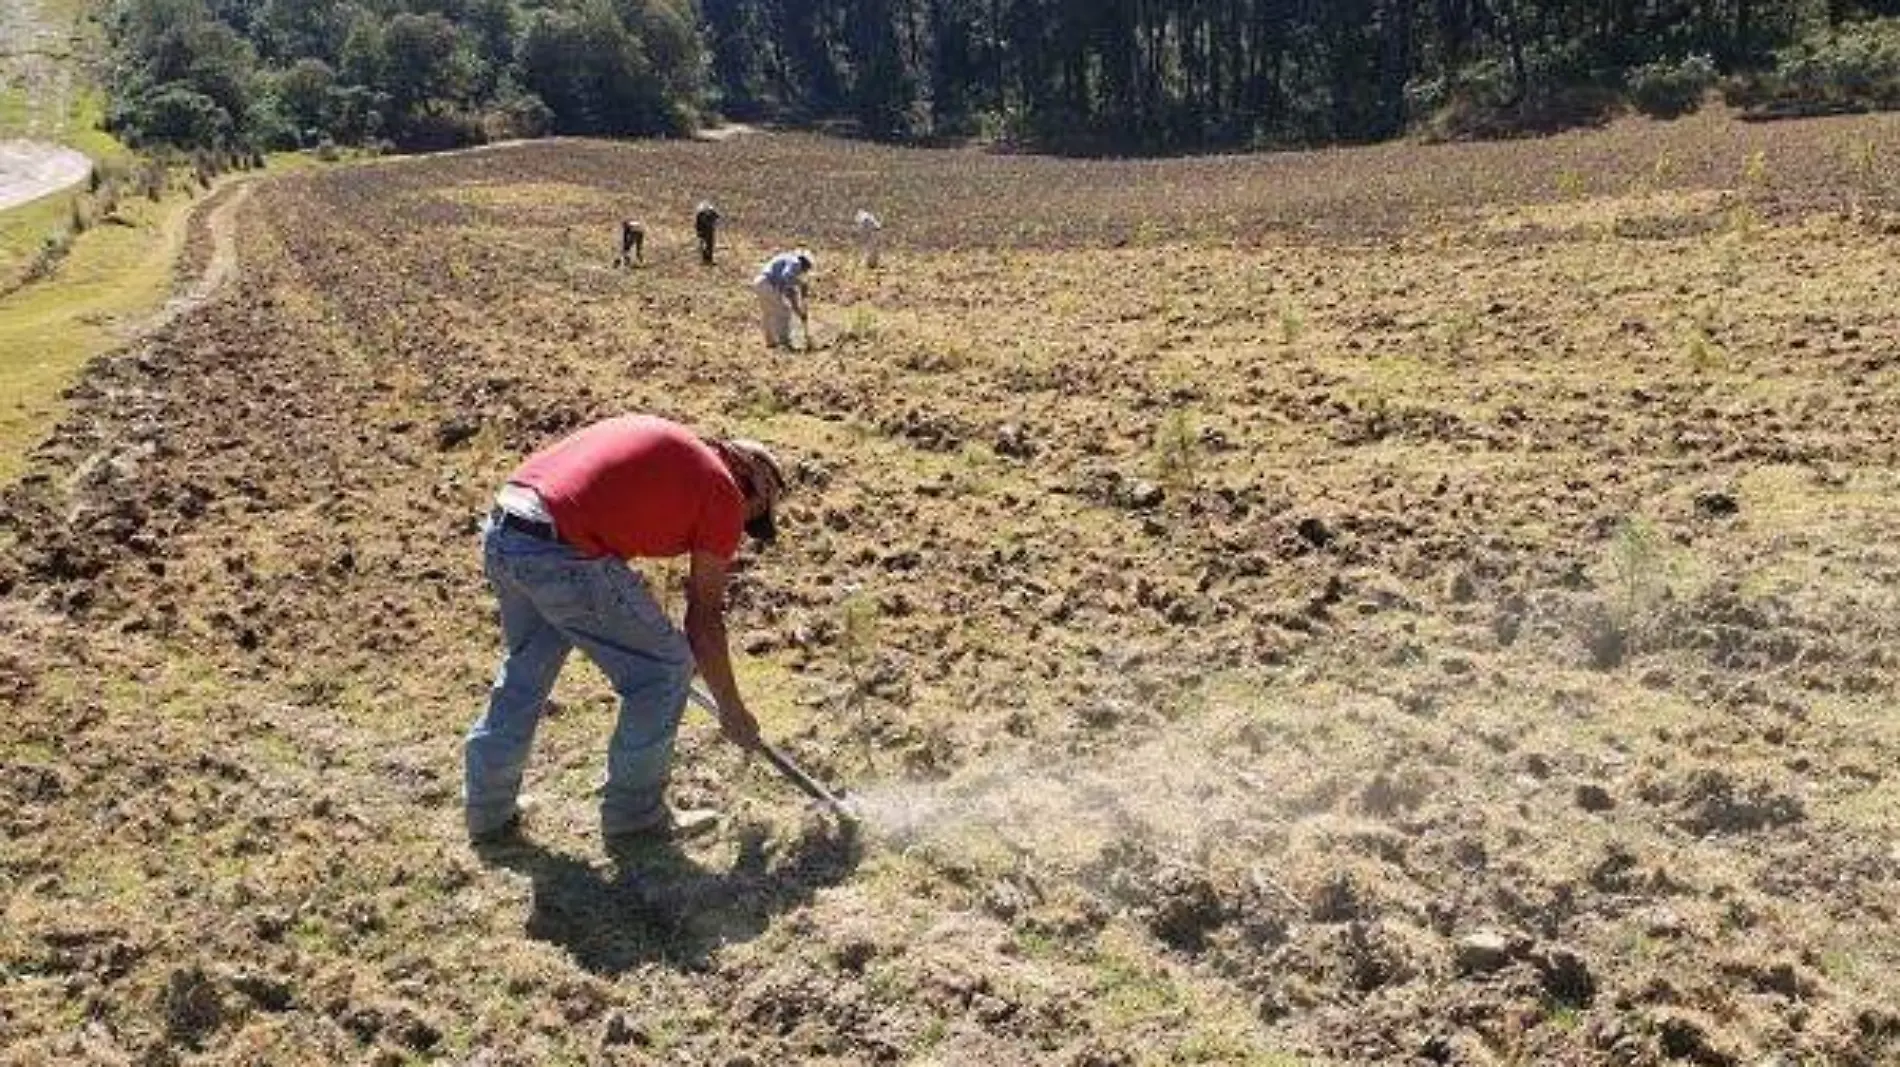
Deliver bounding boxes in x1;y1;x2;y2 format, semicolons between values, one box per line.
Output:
1575;782;1617;812
1676;769;1805;836
1454;930;1517;975
161;966;226;1050
435;416;480;450
1694;490;1739;519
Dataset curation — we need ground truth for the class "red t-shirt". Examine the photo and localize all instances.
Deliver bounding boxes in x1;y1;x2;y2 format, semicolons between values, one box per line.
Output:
509;416;744;561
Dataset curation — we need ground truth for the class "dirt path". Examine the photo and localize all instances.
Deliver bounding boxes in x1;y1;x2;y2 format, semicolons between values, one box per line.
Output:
0;139;90;210
151;182;252;330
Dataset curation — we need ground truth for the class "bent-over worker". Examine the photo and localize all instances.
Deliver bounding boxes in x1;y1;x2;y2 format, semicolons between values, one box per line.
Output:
615;219;645;267
465;415;787;844
753;249;814;349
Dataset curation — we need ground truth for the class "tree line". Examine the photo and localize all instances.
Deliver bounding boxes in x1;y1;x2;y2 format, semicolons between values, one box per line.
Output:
105;0;1900;154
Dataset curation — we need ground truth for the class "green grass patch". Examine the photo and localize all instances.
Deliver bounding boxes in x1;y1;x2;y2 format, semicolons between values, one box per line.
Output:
0;187;78;284
62;90;134;165
0;85;29;132
0;181;194;483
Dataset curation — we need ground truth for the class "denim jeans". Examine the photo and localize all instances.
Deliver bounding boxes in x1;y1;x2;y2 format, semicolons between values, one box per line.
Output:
465;519;693;838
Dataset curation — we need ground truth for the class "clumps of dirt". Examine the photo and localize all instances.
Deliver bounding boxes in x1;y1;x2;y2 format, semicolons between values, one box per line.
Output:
1094;842;1233;952
1661;768;1807;836
31;922;148;984
6;125;1900;1066
333;998;443;1053
161;965;227;1050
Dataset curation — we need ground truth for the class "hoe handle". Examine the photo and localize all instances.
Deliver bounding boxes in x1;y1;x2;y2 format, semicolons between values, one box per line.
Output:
759;742;850;815
688;684;854;819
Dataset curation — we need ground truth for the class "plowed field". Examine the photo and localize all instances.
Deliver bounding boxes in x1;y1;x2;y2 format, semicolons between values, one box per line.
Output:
4;109;1900;1065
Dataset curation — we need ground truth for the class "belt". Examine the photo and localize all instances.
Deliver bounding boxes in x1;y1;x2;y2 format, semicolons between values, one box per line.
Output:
491;508;559;542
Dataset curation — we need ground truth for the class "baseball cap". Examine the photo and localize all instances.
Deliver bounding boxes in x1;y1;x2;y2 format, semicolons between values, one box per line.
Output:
721;438;787;544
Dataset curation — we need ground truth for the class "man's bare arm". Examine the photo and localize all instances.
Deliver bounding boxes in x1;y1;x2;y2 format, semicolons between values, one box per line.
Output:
684;551;761;749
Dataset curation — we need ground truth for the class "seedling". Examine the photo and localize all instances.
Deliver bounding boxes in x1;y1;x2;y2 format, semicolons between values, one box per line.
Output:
1277;303;1305;346
1153;407;1199;492
1740;149;1769;191
1607;518;1674;646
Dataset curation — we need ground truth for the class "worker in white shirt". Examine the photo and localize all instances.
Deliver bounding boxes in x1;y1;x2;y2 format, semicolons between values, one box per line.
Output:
752;249;814;349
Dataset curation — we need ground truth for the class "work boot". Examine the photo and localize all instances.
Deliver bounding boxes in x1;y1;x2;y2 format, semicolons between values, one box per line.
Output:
467;794;541;846
603;805;721;844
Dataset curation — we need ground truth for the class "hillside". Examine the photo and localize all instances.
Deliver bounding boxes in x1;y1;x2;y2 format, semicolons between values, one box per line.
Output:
3;111;1899;1064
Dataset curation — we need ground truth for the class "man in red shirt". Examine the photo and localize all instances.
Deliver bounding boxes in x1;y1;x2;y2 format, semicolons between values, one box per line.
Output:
465;415;787;844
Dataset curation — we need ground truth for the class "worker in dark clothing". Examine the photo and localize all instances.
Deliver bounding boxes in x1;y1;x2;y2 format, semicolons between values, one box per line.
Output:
615;219;644;268
694;201;720;266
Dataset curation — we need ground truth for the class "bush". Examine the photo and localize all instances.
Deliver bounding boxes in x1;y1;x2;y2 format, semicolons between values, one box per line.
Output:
120;84;235;148
1759;17;1900;115
396;109;487;151
25;227;75;283
1628;53;1718;118
1413;53;1622;141
481;84;554;141
243;96;300;151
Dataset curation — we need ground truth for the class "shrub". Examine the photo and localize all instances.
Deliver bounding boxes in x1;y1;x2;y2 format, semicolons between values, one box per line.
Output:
482;84;553;141
1628;54;1718;118
123;84;234;148
1773;18;1900;112
396;109;487;151
1727;18;1900;117
138;160;166;201
25;227;75;282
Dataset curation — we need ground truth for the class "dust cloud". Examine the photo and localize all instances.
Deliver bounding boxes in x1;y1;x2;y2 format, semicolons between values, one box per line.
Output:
844;709;1290;869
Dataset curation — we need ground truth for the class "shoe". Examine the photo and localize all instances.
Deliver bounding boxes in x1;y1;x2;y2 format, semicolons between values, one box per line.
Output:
468;811;524;846
467;793;541;846
603;805;721;843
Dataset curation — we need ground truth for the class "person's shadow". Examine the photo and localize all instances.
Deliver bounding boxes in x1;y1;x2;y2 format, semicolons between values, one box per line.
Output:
474;816;861;976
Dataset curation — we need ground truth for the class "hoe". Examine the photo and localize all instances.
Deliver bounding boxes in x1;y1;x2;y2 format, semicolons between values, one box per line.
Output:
688;684;857;822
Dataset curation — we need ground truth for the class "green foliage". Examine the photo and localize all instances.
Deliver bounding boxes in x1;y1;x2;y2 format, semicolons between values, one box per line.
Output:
1778;17;1900;108
98;0;1900;156
1627;54;1718;118
102;0;700;151
1606;517;1675;643
1732;17;1900;115
517;0;687;136
123;84;234;146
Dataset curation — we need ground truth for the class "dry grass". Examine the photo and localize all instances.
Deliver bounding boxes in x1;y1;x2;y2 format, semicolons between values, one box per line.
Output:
2;112;1898;1064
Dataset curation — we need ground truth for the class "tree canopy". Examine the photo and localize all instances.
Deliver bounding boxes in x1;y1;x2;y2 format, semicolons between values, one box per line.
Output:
102;0;1900;153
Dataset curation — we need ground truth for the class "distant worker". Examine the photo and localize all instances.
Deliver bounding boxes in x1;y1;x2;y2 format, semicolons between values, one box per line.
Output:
855;209;882;268
465;415;788;845
753;249;814;350
694;201;720;266
615;219;645;268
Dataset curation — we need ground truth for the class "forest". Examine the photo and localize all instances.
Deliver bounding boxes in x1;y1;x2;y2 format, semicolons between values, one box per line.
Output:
104;0;1900;153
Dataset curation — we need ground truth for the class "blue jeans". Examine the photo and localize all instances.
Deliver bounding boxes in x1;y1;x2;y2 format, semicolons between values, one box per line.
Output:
465;519;693;838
